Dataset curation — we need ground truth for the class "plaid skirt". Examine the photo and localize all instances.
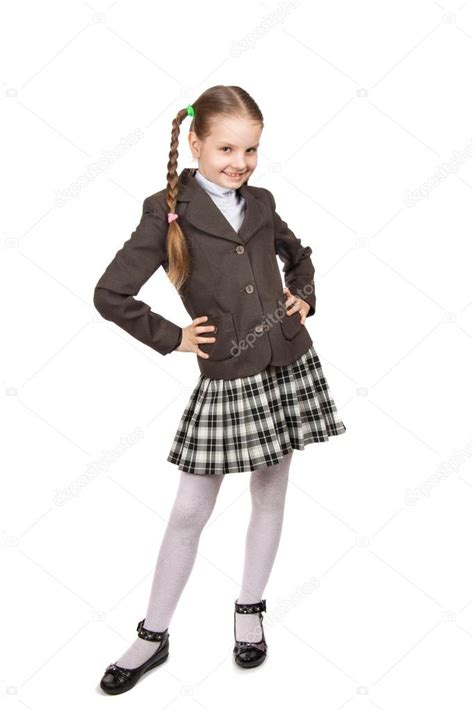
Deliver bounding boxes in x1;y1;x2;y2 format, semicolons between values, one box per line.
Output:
166;344;346;475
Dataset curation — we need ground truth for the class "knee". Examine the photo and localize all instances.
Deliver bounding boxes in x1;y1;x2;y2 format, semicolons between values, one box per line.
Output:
250;479;288;512
169;496;215;534
251;490;286;514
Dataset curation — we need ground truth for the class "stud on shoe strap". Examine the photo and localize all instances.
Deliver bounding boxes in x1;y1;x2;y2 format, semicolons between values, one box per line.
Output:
136;618;168;641
234;598;266;614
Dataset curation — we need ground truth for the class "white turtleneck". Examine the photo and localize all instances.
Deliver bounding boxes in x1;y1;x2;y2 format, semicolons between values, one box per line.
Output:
194;169;247;233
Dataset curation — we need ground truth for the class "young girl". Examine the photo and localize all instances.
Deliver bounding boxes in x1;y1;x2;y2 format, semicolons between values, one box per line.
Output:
94;85;346;694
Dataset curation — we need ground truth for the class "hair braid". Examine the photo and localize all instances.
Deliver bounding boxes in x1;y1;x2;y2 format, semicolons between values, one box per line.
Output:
165;107;191;294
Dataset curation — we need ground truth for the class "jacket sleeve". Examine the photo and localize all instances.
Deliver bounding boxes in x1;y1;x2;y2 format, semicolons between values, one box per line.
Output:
264;189;316;317
93;195;183;355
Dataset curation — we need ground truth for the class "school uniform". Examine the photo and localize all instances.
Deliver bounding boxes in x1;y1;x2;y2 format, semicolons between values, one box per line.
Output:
94;167;346;475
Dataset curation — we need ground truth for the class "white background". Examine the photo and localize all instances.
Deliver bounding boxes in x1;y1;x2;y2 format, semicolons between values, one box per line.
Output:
1;0;472;708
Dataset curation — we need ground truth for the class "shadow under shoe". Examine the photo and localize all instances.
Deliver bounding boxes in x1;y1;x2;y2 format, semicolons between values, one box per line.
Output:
233;598;268;668
100;619;169;695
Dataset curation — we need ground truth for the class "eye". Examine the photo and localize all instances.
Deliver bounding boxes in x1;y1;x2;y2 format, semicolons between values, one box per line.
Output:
219;147;258;153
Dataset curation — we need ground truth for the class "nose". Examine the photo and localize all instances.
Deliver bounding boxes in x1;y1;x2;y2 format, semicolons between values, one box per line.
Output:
229;155;249;171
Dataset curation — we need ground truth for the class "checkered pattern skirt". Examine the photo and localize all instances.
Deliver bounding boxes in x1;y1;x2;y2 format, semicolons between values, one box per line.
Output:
166;344;346;475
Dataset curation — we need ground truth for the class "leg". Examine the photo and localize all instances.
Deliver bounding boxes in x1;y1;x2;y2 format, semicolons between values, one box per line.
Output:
114;470;225;668
235;451;293;643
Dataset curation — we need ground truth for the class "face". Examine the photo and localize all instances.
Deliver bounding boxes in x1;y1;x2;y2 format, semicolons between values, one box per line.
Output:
188;115;262;188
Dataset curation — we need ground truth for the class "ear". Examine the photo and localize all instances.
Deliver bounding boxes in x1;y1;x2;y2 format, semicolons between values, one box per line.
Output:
188;130;200;158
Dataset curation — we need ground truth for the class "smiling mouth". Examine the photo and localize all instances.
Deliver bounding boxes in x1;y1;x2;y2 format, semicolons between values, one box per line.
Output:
222;171;247;178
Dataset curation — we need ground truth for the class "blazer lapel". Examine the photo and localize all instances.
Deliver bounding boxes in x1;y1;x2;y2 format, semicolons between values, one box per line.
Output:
176;167;266;245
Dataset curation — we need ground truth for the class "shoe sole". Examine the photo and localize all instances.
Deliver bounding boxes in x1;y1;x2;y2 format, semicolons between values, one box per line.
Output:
100;651;169;695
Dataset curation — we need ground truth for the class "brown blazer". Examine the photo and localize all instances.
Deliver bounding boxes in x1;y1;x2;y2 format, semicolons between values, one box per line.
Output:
93;167;316;379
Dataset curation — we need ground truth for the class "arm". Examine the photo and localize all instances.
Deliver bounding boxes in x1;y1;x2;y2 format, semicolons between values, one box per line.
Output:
264;189;316;317
93;195;183;355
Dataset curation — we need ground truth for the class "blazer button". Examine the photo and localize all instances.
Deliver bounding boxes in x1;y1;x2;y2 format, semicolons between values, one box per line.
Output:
236;245;245;254
245;284;254;294
254;324;263;333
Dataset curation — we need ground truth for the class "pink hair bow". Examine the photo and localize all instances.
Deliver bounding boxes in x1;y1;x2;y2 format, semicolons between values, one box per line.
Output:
167;212;178;223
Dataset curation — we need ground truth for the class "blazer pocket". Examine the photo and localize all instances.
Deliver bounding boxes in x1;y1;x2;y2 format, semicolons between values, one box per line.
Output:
199;311;238;361
277;297;303;340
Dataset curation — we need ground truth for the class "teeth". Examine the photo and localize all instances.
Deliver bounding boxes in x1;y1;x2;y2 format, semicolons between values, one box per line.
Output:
224;171;245;177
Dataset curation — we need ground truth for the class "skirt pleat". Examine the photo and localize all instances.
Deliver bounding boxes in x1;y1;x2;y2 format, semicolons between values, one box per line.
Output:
167;344;346;475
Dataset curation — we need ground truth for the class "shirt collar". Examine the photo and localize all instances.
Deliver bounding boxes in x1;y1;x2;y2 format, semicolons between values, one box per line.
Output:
195;169;237;198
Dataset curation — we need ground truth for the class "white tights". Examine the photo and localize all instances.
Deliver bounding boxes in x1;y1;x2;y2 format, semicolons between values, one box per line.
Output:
114;451;293;668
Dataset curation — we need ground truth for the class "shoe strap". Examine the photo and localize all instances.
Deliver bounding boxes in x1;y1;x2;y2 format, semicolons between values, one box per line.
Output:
136;619;168;641
234;599;266;614
234;639;267;653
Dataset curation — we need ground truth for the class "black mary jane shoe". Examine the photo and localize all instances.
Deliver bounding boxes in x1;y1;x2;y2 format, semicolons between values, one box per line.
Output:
233;598;268;668
99;619;169;695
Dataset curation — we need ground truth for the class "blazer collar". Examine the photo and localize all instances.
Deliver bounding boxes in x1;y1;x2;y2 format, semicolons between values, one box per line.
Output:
175;167;267;245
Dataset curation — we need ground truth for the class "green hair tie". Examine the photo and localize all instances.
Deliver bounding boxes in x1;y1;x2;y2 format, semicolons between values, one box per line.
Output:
186;104;195;117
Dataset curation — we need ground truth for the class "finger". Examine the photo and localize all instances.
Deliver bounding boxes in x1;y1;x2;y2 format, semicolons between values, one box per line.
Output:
195;335;216;343
196;347;210;359
193;315;209;325
286;299;301;315
195;324;217;334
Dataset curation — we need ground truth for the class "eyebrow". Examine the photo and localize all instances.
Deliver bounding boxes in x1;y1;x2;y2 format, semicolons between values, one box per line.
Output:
216;141;260;149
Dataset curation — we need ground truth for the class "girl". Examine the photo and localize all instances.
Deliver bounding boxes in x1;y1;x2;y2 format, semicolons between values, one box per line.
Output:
94;85;346;694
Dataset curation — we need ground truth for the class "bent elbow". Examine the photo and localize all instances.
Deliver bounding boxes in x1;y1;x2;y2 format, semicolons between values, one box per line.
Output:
93;286;115;319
